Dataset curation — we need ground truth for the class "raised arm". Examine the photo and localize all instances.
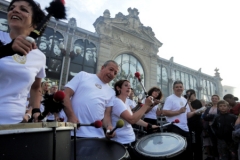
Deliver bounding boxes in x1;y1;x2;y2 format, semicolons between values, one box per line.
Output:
121;97;153;124
0;35;37;59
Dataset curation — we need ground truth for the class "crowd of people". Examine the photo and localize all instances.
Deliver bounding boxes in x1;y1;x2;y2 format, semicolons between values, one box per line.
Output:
1;0;240;160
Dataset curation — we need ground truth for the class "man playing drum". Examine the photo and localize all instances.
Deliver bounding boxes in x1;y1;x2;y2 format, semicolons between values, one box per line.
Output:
162;80;203;160
63;60;119;138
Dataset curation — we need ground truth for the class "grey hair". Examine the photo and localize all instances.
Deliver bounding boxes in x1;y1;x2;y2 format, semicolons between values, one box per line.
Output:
103;60;118;67
173;80;183;87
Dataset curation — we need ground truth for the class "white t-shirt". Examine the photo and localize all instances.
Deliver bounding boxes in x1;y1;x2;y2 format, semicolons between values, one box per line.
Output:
142;98;158;119
163;94;190;132
111;97;135;144
0;31;46;124
126;98;136;109
65;71;115;138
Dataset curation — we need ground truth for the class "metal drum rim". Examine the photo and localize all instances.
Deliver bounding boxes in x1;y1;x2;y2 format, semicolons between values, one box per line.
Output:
74;138;128;160
0;127;74;135
134;132;187;158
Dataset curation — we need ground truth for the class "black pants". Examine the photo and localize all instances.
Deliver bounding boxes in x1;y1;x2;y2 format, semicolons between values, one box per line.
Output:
167;124;193;160
208;127;219;158
190;130;203;160
123;141;140;160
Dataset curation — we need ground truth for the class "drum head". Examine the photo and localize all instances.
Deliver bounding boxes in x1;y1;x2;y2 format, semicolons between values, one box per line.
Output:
71;138;127;160
135;133;186;158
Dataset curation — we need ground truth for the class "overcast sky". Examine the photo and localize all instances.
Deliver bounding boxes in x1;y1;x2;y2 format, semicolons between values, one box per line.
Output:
7;0;240;96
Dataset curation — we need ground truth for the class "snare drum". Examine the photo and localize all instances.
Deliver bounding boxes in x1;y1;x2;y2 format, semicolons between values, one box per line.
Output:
135;132;187;159
0;122;74;160
71;138;129;160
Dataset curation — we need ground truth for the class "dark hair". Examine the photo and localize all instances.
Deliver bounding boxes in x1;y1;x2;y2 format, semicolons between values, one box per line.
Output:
223;94;234;100
186;89;195;96
8;0;46;34
114;79;129;96
147;86;163;100
183;95;188;99
173;80;183;87
217;100;229;107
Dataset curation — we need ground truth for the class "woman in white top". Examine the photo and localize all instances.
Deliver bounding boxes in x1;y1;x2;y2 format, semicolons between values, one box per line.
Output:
111;79;158;159
0;0;46;124
143;86;163;134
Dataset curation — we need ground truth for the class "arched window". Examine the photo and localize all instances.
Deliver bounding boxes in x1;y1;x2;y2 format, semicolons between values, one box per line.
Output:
157;65;169;98
172;70;197;97
68;39;97;80
110;54;144;96
201;79;216;101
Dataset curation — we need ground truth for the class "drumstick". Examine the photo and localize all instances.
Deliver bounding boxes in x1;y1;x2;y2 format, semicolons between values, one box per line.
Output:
23;0;66;48
184;92;193;108
135;72;154;105
77;120;102;128
160;119;180;128
135;72;148;96
30;0;66;39
107;119;124;135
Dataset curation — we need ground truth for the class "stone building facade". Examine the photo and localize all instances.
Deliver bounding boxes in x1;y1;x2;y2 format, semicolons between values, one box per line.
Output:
0;1;223;101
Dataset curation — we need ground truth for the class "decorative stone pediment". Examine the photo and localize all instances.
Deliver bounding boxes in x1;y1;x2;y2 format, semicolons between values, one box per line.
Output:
93;8;162;53
68;18;77;28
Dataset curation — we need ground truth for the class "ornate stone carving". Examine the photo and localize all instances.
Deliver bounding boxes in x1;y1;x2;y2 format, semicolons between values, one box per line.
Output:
93;8;162;54
125;8;142;33
103;9;110;18
68;18;77;28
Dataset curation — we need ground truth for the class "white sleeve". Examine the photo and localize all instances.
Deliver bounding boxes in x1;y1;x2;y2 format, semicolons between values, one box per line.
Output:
36;65;46;78
65;71;85;92
163;97;172;110
142;98;146;104
186;104;191;112
153;105;158;112
106;95;115;108
112;99;127;117
132;100;137;109
36;53;46;78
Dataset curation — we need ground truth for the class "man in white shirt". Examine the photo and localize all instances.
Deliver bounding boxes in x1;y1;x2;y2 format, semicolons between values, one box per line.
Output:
63;60;119;138
163;80;196;160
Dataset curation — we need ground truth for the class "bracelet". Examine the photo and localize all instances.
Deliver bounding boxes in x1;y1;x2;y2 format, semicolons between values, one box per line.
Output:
147;123;152;130
26;113;31;119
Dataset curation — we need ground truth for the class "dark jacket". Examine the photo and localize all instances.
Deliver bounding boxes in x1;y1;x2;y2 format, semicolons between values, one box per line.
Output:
188;99;203;132
211;113;237;141
202;107;220;122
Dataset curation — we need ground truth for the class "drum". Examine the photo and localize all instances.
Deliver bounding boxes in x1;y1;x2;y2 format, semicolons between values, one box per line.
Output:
135;132;187;159
0;122;74;160
71;138;129;160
